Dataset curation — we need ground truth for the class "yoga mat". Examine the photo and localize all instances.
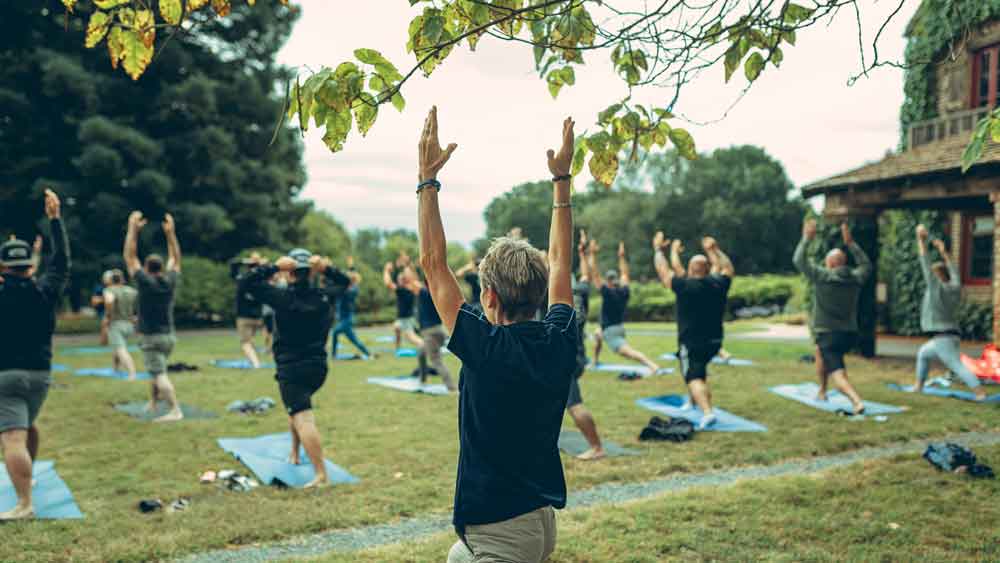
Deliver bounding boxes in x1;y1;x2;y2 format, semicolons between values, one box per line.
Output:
887;383;1000;403
374;335;396;343
210;359;276;370
60;345;139;356
333;353;369;361
217;433;358;488
558;430;640;457
769;383;905;415
588;363;674;376
0;461;83;519
74;367;151;381
659;353;754;366
367;375;450;396
51;364;69;373
113;401;217;421
636;395;767;432
395;348;419;358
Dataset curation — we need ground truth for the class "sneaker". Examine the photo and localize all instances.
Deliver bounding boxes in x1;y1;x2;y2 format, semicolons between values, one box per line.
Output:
680;398;694;410
698;413;717;430
0;505;34;520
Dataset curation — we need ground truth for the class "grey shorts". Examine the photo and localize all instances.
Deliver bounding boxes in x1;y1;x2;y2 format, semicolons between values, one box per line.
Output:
0;370;52;433
108;320;135;349
602;324;627;353
141;333;176;375
396;317;418;333
449;506;557;563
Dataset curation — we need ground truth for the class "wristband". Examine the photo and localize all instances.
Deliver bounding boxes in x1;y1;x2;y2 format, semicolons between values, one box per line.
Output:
553;202;572;209
417;179;441;193
552;174;572;183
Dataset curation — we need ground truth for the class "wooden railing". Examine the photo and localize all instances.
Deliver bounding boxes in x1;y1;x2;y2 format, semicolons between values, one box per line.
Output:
907;107;990;150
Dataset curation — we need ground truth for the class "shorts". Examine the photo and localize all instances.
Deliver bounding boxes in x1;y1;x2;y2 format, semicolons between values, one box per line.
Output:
263;312;275;333
449;506;557;563
816;331;857;376
141;333;176;376
679;341;722;383
566;377;583;408
237;318;264;344
572;321;587;379
0;370;52;433
395;316;418;333
277;362;328;416
601;324;627;353
108;320;135;349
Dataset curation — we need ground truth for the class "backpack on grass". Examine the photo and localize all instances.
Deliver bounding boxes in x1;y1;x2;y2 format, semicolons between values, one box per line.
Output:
923;443;994;479
639;416;695;442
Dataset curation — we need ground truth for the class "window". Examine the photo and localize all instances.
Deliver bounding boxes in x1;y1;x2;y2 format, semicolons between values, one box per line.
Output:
972;45;1000;108
961;214;994;285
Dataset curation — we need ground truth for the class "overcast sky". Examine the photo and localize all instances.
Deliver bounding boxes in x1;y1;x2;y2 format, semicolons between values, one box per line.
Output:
276;2;918;244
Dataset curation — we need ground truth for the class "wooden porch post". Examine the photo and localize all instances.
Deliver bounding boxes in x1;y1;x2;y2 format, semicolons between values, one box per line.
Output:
993;193;1000;346
851;212;879;357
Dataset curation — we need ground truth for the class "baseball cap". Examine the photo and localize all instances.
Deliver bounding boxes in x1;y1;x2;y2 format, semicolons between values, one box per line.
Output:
605;269;619;282
288;248;312;270
0;239;33;268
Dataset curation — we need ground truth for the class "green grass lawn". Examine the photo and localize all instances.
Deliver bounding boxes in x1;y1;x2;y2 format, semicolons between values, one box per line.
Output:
3;321;997;562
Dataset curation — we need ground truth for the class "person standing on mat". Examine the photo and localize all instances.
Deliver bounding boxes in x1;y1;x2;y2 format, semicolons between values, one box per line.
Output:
416;278;456;391
383;261;423;351
589;240;661;374
654;233;734;429
912;225;986;401
412;108;578;563
91;270;112;346
102;269;139;380
245;249;349;488
231;252;266;369
794;219;871;415
332;256;372;360
455;256;482;312
124;211;184;423
0;189;69;521
565;229;605;460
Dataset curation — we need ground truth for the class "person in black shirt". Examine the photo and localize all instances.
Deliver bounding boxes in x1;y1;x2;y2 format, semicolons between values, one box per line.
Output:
231;252;266;369
413;108;578;562
331;256;372;359
383;261;424;351
0;189;69;520
589;240;661;374
245;249;349;488
653;232;734;429
455;256;482;312
124;211;185;423
416;282;455;390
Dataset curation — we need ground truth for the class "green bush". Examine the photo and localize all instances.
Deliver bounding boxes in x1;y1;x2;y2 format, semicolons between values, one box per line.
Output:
957;301;993;342
174;256;236;326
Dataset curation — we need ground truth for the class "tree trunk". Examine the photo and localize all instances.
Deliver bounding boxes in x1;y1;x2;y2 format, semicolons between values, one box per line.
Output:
993;193;999;347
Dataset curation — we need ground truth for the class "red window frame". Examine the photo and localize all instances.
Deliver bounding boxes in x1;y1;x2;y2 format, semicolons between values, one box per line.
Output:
971;44;1000;108
960;213;994;286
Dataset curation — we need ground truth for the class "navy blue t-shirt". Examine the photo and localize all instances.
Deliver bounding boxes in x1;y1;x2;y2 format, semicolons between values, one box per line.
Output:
337;285;359;321
395;287;415;318
417;287;441;330
447;302;578;531
600;285;630;328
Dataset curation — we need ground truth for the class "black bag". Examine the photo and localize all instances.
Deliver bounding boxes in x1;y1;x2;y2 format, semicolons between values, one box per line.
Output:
639;416;695;442
923;442;994;479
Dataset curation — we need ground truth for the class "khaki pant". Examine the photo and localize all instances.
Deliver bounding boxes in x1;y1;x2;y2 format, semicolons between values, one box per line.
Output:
420;326;455;391
448;506;557;563
237;318;264;344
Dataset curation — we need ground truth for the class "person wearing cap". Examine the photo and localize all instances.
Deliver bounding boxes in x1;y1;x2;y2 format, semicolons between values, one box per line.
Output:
124;210;185;423
383;259;424;352
244;248;350;488
589;240;661;374
653;233;734;429
0;189;69;520
102;269;139;380
331;256;372;360
231;252;267;369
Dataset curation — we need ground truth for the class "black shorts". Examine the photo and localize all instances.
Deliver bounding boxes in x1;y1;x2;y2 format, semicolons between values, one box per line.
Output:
572;321;587;379
816;331;856;376
276;361;328;416
263;312;275;333
566;377;583;409
679;341;722;383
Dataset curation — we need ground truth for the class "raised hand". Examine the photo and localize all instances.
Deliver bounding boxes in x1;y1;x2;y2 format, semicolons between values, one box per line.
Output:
128;211;147;231
803;218;817;241
671;239;684;254
653;231;670;252
162;213;176;235
508;227;523;240
931;239;947;254
840;222;853;246
418;106;458;183
617;241;626;258
547;117;575;178
44;189;61;219
702;236;718;252
275;256;297;272
588;239;600;254
33;235;43;256
916;224;929;241
346;255;354;268
579;229;589;254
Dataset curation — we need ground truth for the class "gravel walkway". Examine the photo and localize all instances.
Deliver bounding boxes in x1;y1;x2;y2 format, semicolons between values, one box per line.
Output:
175;431;1000;563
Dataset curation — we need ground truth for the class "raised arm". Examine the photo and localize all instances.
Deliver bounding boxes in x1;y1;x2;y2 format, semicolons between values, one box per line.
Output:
312;256;351;299
162;213;181;273
546;117;575;307
616;241;630;286
382;262;398;290
578;229;590;282
841;223;871;284
243;261;288;308
793;218;819;281
670;239;686;277
652;231;674;288
588;239;603;288
932;239;960;289
703;237;735;277
416;106;464;333
455;257;475;277
916;224;931;285
38;189;70;299
123;211;146;278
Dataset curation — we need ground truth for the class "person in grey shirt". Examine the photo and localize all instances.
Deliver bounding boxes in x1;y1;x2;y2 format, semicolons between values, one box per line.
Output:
102;269;139;380
912;224;986;401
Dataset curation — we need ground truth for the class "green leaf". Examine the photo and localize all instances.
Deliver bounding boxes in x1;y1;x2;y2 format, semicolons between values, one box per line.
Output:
94;0;130;8
533;45;546;67
587;131;611;153
782;30;797;46
560;66;575;86
322;110;353;153
724;45;741;83
571;139;588;176
588;150;619;187
744;52;765;82
598;103;622;124
391;91;406;112
771;47;784;67
61;0;77;13
354;98;378;137
121;29;153;80
990;117;1000;142
106;26;126;69
85;11;111;48
159;0;182;25
784;3;815;24
705;22;722;44
422;11;446;46
669;128;697;160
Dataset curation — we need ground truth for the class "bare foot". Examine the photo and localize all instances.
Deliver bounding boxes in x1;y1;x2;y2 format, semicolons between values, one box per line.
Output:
0;505;34;521
852;402;866;416
287;454;301;465
576;448;606;461
974;389;988;402
153;409;184;423
128;374;137;382
912;383;924;393
143;401;157;413
303;475;330;489
815;392;828;402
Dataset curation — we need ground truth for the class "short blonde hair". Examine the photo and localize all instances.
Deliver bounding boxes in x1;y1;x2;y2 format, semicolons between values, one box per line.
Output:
479;237;548;321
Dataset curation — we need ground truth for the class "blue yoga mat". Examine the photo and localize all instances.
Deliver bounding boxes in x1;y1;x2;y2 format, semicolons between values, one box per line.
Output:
210;359;276;370
588;363;674;376
769;383;906;415
333;353;370;361
51;364;70;373
636;395;767;432
60;345;139;356
659;353;754;366
635;395;767;432
395;348;419;358
74;367;151;381
374;335;396;343
887;383;1000;403
367;375;450;395
558;430;640;457
0;461;82;519
217;433;358;489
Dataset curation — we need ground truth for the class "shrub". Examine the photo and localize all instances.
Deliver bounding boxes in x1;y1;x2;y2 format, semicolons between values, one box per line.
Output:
957;301;993;342
174;256;236;326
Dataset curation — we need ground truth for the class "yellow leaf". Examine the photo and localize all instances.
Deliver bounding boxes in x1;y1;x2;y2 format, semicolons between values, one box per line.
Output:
212;0;231;16
85;11;111;48
61;0;76;13
247;0;256;5
107;26;126;69
588;150;619;187
121;29;154;80
94;0;131;8
134;9;156;49
160;0;182;25
188;0;210;9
